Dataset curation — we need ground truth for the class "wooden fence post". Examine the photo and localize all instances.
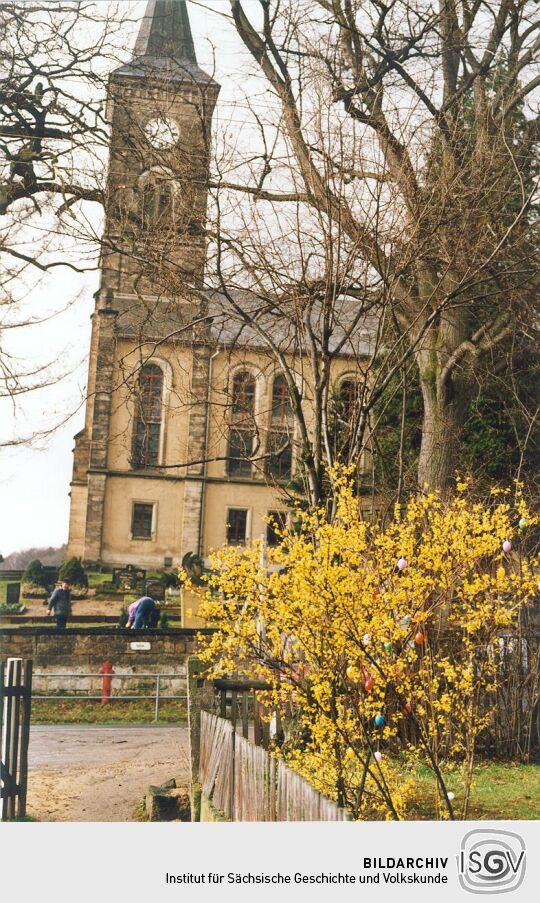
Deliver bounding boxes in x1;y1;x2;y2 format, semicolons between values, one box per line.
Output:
18;661;33;819
1;658;33;822
187;657;215;821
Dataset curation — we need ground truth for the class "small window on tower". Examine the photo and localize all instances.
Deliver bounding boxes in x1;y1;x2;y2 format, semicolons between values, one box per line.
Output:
131;503;155;540
226;509;248;545
141;181;173;228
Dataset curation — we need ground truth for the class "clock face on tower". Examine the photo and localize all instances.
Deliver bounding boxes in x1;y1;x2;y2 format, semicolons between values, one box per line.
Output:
144;116;180;149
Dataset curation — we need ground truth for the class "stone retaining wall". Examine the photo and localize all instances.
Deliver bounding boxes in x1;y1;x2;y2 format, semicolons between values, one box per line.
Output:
0;627;212;695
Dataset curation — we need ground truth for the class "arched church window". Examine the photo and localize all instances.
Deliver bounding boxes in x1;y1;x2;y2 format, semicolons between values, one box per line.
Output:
267;373;293;480
227;370;256;477
231;370;255;417
339;379;358;422
132;363;164;468
271;373;293;424
141;181;173;228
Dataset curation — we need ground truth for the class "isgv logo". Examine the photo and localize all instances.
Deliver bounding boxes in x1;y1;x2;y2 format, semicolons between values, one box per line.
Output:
458;829;526;894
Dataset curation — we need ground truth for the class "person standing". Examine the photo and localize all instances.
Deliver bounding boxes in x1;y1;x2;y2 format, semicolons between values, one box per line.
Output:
46;579;72;629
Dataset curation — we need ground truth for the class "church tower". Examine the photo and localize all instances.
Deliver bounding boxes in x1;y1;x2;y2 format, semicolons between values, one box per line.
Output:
68;0;220;565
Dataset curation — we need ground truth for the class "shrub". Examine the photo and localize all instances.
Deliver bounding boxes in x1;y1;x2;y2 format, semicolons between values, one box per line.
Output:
58;557;88;588
22;559;47;588
118;606;128;628
159;610;169;629
194;470;538;820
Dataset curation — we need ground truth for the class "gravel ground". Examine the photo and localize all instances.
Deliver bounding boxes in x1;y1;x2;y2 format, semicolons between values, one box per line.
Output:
26;725;190;821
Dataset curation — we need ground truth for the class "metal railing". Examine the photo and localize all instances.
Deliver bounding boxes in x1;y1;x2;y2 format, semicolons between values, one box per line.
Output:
32;672;187;722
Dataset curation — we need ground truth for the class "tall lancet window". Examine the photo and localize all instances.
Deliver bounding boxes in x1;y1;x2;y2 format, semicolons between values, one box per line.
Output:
267;373;293;479
227;370;255;477
132;363;164;468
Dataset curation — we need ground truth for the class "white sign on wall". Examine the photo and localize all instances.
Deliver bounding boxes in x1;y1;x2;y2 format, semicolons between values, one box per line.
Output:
130;641;151;651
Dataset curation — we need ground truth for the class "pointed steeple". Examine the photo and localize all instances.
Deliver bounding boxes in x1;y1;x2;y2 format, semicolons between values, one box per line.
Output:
134;0;197;64
112;0;219;88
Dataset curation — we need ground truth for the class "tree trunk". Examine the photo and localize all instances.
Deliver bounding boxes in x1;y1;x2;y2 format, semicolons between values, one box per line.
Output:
416;317;470;492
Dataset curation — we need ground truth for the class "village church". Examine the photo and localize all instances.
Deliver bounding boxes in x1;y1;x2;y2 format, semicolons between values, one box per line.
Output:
67;0;370;580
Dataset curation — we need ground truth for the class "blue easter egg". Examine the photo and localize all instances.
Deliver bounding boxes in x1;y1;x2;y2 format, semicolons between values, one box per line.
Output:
374;714;385;728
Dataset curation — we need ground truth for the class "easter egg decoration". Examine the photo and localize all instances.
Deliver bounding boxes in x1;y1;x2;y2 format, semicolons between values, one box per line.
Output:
414;631;425;645
383;641;393;653
519;517;527;531
447;791;455;801
401;614;412;625
346;665;357;681
363;632;371;646
403;701;412;715
502;540;512;553
397;557;407;571
374;751;383;764
374;714;385;729
364;675;374;693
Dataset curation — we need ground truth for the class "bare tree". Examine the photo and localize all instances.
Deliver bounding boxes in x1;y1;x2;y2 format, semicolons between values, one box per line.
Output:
217;0;540;491
2;0;538;504
0;1;135;431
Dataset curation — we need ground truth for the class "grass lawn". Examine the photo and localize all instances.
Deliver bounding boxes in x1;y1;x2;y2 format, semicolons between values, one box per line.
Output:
32;698;187;724
87;573;113;587
410;761;540;820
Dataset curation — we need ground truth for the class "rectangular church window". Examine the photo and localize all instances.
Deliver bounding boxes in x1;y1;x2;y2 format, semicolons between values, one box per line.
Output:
227;428;253;477
266;430;292;479
131;502;154;540
227;508;248;545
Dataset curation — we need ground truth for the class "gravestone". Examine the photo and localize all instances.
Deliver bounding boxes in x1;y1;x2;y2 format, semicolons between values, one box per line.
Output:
146;580;165;601
6;583;21;606
112;565;146;592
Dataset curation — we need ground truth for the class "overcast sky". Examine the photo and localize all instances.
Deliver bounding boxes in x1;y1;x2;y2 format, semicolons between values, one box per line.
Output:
0;0;266;557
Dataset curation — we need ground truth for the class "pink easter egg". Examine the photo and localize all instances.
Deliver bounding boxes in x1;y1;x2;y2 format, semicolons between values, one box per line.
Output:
502;540;512;553
374;751;383;764
397;557;407;571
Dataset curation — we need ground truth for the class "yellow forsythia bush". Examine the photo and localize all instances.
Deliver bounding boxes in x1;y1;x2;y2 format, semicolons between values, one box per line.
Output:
194;472;538;820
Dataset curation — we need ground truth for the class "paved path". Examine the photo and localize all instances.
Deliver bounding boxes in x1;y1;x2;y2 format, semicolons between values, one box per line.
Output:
26;725;189;821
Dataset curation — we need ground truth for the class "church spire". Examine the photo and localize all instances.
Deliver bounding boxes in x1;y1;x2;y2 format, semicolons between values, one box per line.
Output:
112;0;219;87
134;0;197;64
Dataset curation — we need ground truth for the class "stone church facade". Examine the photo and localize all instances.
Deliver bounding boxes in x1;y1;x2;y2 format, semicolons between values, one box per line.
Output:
67;0;369;573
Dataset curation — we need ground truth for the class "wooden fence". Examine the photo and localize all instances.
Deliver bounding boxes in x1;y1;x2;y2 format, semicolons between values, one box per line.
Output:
199;711;349;821
1;658;32;821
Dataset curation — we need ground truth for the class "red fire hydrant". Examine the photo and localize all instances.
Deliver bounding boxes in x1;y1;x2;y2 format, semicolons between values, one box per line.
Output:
99;660;115;705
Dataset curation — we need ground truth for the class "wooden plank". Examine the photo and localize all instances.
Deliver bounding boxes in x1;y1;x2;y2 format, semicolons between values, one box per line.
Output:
1;660;14;821
7;659;22;821
241;691;249;739
214;678;271;692
18;659;32;819
2;660;17;820
230;690;237;732
253;693;262;746
262;710;270;750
